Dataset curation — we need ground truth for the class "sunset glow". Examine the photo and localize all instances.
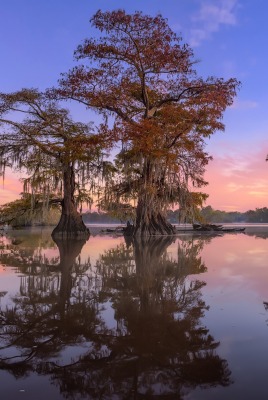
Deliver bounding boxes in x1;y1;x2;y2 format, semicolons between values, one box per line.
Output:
1;148;267;212
204;145;268;211
1;0;268;213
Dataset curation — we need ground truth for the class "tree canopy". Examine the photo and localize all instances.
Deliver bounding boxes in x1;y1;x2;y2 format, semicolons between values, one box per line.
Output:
0;10;240;236
0;89;109;238
59;9;240;236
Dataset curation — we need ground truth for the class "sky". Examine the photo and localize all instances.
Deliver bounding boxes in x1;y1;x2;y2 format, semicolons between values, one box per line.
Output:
0;0;267;212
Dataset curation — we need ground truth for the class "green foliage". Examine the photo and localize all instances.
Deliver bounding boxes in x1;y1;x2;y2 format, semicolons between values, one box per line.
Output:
199;206;268;223
166;206;268;224
200;206;244;223
82;211;121;224
0;194;61;227
244;207;268;223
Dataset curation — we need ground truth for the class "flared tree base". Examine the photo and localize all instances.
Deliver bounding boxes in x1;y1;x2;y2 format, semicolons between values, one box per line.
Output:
52;213;90;240
124;212;176;237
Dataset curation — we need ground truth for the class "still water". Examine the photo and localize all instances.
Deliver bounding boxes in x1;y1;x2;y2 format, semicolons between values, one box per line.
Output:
0;225;268;399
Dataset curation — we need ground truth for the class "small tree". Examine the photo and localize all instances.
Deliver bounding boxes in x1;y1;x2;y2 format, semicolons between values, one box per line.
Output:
0;89;108;238
0;193;61;227
59;10;240;236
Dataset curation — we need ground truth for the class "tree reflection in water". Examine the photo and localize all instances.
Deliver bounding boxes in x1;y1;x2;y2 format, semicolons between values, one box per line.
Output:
0;233;232;399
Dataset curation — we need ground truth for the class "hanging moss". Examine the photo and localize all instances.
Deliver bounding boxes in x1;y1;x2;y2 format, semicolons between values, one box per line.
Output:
0;89;109;236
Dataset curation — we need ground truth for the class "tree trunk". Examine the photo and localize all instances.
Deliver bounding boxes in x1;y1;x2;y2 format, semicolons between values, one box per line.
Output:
132;158;176;237
53;237;86;315
133;196;176;236
133;236;175;310
52;163;90;239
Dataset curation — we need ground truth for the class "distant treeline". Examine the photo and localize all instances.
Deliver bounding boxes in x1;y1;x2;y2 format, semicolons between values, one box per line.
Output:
83;206;268;224
82;212;121;224
167;206;268;223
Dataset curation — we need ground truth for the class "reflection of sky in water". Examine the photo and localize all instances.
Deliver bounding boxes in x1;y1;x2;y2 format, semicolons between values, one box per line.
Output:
1;227;268;398
1;371;63;400
100;301;118;330
188;232;268;400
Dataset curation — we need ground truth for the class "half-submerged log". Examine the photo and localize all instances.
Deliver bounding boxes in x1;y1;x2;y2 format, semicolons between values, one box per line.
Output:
193;223;223;231
193;223;245;232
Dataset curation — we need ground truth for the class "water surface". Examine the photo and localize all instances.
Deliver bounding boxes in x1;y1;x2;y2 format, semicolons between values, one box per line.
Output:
0;225;268;399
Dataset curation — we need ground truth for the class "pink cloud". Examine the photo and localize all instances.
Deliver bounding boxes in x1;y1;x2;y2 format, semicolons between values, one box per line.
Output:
204;145;268;211
201;234;268;299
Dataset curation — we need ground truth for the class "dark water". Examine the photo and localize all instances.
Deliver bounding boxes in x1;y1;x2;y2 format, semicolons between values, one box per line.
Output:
0;225;268;399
